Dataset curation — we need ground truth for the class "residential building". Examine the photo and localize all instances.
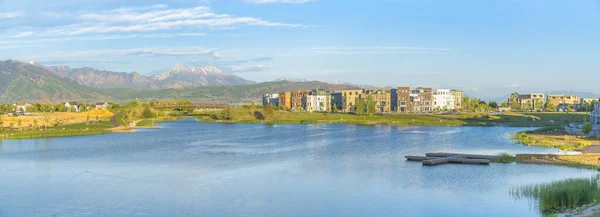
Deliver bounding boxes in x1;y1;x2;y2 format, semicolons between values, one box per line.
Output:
94;102;109;110
65;101;79;112
412;87;433;113
278;92;292;110
592;102;600;126
12;103;31;112
433;89;455;110
451;90;464;110
306;89;331;112
341;89;362;112
362;88;393;113
291;90;308;111
397;87;412;113
547;94;580;111
262;93;279;107
507;93;545;111
330;92;342;111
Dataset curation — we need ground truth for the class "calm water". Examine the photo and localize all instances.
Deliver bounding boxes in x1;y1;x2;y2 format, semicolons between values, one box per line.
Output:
0;119;596;217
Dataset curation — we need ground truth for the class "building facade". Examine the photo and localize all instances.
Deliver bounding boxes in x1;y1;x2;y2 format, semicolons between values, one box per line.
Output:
278;92;292;110
397;87;412;113
291;90;308;111
547;94;580;111
451;90;463;110
306;89;331;112
330;92;342;111
433;89;455;110
341;89;362;112
412;87;433;113
262;93;279;107
362;88;393;113
592;102;600;126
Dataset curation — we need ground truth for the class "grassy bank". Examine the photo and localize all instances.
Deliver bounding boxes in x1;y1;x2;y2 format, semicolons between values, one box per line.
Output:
513;127;599;151
0;121;114;140
193;108;586;127
510;177;600;215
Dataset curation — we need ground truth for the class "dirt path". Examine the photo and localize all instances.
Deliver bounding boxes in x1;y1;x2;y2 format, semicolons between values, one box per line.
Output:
577;145;600;154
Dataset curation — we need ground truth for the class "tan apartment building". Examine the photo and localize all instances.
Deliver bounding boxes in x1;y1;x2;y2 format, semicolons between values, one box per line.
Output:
278;92;292;110
341;89;362;112
451;90;463;110
291;90;308;111
397;87;412;113
362;88;393;113
547;94;580;111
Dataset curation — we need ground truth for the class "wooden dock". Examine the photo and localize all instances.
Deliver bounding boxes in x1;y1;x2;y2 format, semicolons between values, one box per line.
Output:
406;152;497;166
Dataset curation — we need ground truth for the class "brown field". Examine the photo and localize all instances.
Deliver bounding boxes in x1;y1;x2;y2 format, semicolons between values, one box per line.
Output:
0;110;114;128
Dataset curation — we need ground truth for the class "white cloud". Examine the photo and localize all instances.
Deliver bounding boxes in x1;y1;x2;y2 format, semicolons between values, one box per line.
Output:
12;31;34;38
7;5;303;38
0;12;20;19
18;47;221;60
243;0;315;4
229;64;274;72
312;46;453;54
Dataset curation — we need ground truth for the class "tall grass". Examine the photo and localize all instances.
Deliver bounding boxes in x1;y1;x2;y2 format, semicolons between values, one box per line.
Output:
492;152;515;163
510;177;600;214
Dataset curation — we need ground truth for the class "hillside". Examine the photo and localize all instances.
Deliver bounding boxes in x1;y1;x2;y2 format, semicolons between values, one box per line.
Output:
48;64;255;89
99;81;359;103
0;60;112;102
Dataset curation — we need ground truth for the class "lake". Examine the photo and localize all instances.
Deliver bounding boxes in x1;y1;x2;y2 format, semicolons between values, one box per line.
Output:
0;119;596;217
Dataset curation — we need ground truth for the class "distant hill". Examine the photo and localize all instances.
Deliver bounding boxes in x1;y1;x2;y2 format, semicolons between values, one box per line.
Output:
98;81;360;103
47;64;255;89
0;60;112;102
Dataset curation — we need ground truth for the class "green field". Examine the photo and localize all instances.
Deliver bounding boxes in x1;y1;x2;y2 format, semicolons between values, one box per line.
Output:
0;121;114;140
195;108;587;127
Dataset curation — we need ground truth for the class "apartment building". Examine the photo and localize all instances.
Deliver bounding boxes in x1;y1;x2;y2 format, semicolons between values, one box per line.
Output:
291;90;308;111
262;93;279;107
508;93;545;110
278;92;292;110
413;87;433;113
433;89;455;110
362;88;393;113
451;90;464;109
592;102;600;126
330;92;342;111
547;94;580;111
397;87;412;113
581;98;599;105
306;89;331;112
341;89;362;112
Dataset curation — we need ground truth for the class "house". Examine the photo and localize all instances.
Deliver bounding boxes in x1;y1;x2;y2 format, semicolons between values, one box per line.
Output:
397;87;412;113
12;103;31;112
547;94;580;111
65;101;79;112
278;92;292;110
433;89;455;111
407;87;433;113
291;90;308;111
306;89;331;112
262;93;279;107
592;102;600;126
451;90;464;110
330;91;342;111
94;102;109;110
508;93;545;111
341;89;362;112
362;88;393;113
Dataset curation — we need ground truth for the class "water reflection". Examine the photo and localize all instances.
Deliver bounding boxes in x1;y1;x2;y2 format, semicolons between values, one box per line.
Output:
0;120;596;217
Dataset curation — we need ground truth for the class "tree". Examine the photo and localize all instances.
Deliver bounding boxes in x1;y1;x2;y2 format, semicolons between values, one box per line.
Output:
524;101;532;112
582;124;593;137
355;98;365;115
263;104;274;117
214;107;234;120
545;101;556;112
366;95;376;115
501;101;508;108
332;105;339;113
534;99;543;112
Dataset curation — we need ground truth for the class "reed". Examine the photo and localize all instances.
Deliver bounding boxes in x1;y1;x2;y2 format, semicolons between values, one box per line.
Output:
510;177;600;214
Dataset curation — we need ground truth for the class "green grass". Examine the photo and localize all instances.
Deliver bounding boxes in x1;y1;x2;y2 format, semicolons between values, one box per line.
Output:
194;108;587;127
136;119;155;127
492;152;516;163
510;177;600;214
0;121;114;140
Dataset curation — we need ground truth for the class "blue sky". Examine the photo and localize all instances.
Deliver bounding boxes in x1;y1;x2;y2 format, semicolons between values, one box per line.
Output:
0;0;598;99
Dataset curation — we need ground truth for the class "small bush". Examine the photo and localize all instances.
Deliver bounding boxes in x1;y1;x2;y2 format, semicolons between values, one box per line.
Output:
493;152;515;163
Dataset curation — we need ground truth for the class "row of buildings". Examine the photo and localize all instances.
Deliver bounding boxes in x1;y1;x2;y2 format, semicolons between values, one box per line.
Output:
509;93;598;111
7;102;109;113
263;87;464;113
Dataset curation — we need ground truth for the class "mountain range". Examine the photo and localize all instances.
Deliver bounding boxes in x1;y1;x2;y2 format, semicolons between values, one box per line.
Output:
0;60;358;103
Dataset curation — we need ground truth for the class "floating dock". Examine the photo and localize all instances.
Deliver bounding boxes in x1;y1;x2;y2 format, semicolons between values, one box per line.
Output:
406;152;497;166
